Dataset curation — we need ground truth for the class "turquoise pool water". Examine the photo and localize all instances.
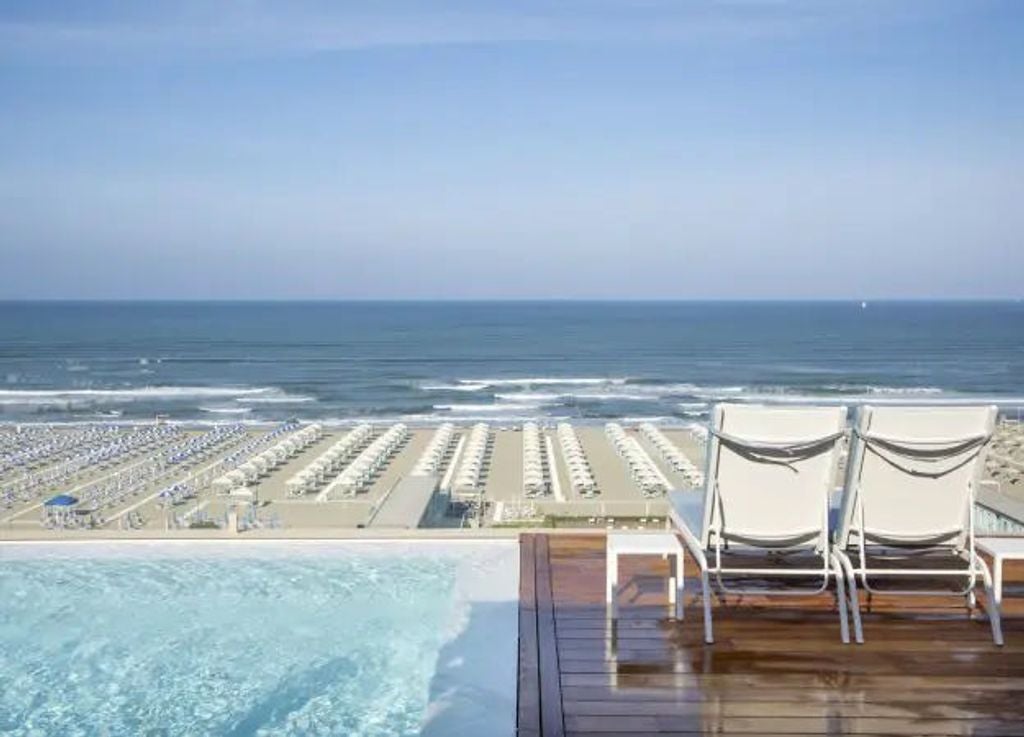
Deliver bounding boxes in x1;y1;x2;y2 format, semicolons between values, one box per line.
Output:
0;543;517;737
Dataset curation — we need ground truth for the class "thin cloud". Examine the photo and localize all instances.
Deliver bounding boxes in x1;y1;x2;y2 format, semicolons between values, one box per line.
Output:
0;1;970;59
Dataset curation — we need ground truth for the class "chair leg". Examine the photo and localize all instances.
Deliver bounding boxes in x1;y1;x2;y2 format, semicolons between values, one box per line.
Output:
700;567;714;644
830;554;850;644
606;550;618;619
835;551;864;644
976;557;1005;647
672;552;684;621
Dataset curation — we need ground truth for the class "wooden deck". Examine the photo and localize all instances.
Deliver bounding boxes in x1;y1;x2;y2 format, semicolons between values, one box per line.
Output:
518;533;1024;737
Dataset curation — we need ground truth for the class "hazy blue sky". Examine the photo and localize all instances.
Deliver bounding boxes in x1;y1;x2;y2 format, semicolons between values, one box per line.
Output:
1;1;1022;299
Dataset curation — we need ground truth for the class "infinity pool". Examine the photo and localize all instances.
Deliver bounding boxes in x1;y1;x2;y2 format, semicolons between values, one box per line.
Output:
0;541;518;737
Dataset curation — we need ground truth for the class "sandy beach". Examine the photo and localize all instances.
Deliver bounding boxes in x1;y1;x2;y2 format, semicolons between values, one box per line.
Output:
987;421;1024;498
0;421;710;539
4;418;1023;540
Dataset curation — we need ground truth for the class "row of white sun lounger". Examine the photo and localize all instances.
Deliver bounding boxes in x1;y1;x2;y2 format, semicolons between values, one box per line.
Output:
606;422;669;497
639;423;704;486
5;425;182;496
317;423;409;499
453;423;491;495
4;425;240;514
523;422;549;497
216;422;299;471
1;424;130;475
411;423;456;477
69;425;247;512
557;422;598;497
165;425;247;466
31;422;298;521
284;424;372;495
214;423;324;493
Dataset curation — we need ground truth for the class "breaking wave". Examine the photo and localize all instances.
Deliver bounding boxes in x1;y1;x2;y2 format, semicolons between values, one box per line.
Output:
199;406;253;415
0;386;283;404
422;377;628;392
433;403;545;414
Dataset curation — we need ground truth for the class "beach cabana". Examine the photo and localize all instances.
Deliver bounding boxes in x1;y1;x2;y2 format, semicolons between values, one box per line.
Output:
43;494;79;527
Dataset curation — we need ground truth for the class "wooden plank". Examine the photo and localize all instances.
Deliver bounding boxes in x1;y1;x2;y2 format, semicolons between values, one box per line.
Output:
556;621;1024;640
564;714;1024;735
537;534;566;737
567;733;1022;737
560;672;1024;690
560;685;1024;706
518;533;541;736
556;659;1024;678
557;638;1024;656
535;532;1024;736
561;699;1024;720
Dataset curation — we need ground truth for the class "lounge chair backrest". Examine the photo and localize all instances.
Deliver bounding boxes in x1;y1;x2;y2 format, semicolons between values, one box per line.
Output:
700;404;847;550
834;405;996;549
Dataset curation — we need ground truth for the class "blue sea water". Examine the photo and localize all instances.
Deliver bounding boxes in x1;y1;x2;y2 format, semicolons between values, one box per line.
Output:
0;547;492;737
0;301;1022;425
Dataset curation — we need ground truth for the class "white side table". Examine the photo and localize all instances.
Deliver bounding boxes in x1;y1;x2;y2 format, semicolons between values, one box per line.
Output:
977;537;1024;606
606;532;684;619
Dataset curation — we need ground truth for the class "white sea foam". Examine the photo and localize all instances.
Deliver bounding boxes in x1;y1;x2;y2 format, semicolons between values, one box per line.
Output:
824;384;945;395
492;392;563;403
686;385;746;397
0;398;71;407
400;413;575;425
471;377;627;387
0;386;285;405
433;403;545;413
617;416;674;424
420;383;489;392
492;389;661;403
236;395;316;404
424;377;628;392
568;392;661;402
199;406;253;415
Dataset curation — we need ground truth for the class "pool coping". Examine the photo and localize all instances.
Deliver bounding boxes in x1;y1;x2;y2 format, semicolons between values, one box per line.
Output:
0;528;612;543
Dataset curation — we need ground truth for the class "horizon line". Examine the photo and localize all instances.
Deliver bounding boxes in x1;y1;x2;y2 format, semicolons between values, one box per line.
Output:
1;297;1022;305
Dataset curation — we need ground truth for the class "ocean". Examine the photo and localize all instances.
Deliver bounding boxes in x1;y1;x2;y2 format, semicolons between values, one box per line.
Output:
0;301;1022;426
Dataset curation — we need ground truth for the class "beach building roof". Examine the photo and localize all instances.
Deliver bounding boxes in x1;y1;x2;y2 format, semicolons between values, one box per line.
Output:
44;494;78;507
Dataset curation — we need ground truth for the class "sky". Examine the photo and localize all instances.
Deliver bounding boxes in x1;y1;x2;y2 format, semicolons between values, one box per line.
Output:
0;0;1022;300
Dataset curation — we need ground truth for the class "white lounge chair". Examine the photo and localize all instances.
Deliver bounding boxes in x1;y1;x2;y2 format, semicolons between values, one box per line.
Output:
668;404;850;644
833;405;1003;645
